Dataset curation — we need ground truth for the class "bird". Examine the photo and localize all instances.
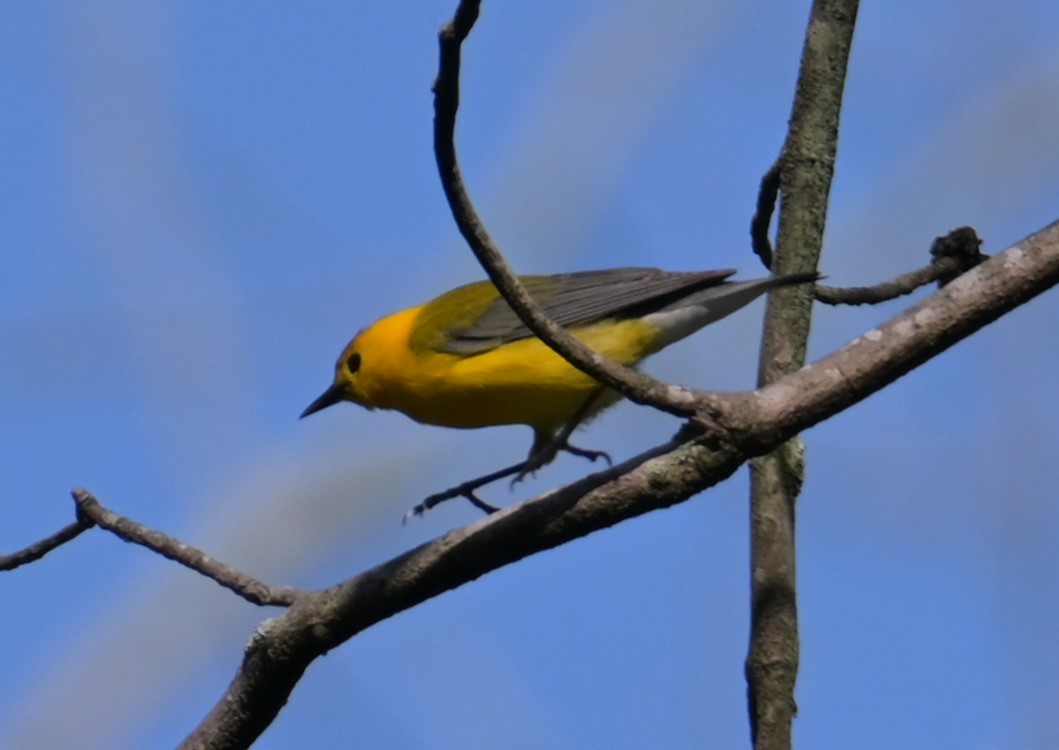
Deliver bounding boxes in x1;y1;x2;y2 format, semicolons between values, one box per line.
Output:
300;267;818;515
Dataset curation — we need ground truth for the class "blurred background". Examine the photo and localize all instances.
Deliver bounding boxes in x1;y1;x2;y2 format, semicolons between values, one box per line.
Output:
3;2;1059;748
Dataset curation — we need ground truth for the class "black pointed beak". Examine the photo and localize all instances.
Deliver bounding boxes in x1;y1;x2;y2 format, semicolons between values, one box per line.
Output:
300;383;345;419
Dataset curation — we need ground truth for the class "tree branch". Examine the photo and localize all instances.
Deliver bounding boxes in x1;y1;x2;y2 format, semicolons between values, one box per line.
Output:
752;173;977;306
432;0;698;420
814;226;986;305
180;220;1059;750
815;260;957;305
747;1;859;748
72;489;301;607
0;517;93;571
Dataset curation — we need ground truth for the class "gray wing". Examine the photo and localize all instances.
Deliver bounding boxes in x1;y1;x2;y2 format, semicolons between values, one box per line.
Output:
442;267;737;355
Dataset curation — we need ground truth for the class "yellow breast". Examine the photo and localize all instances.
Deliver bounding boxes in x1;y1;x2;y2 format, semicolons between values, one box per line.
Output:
354;306;659;432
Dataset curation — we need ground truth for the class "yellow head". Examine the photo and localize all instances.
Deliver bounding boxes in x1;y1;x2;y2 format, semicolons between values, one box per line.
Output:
300;335;370;417
300;303;426;418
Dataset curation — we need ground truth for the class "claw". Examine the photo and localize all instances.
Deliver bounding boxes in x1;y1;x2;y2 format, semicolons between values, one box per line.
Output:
562;443;612;466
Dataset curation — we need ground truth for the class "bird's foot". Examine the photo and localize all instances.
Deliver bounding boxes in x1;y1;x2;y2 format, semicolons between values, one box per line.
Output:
560;442;612;466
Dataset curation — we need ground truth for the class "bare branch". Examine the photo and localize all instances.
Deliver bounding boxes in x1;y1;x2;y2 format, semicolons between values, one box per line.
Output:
181;220;1059;750
0;517;93;571
815;226;987;305
747;1;860;748
431;0;697;420
753;169;988;308
755;173;985;307
815;261;955;305
72;489;301;607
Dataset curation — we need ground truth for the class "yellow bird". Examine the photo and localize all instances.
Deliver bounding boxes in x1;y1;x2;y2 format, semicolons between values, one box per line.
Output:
301;267;817;513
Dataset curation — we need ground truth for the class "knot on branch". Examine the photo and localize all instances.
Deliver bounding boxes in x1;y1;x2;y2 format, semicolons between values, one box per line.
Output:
930;226;986;287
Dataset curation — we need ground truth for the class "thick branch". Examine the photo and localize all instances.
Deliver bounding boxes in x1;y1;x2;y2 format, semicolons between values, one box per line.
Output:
747;1;859;748
72;489;301;607
746;221;1059;439
432;0;697;420
181;221;1059;750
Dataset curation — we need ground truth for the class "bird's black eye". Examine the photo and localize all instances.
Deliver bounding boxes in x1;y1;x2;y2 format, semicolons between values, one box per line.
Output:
346;352;362;373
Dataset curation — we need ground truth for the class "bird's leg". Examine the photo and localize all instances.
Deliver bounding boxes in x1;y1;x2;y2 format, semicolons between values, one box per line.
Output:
405;463;520;521
513;389;612;484
407;390;613;520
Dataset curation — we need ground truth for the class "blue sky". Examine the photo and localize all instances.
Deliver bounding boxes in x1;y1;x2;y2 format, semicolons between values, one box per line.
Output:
3;2;1059;748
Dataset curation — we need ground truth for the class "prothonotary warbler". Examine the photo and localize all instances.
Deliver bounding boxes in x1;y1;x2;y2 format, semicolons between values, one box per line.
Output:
301;267;818;514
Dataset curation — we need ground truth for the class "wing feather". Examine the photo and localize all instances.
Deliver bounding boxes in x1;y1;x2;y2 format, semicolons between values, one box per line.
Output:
441;267;736;355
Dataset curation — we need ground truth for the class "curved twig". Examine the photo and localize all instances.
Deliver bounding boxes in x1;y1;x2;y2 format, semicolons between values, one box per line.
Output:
815;263;951;305
814;227;987;305
753;158;988;309
750;158;781;270
432;0;697;420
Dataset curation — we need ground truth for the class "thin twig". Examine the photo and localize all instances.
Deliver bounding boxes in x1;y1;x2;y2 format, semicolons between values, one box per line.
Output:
72;489;301;607
754;155;988;309
431;0;697;420
0;518;93;571
815;263;952;305
815;227;987;305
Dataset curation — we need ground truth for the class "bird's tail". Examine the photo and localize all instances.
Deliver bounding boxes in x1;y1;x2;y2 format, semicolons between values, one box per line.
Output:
768;270;823;288
645;271;821;348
